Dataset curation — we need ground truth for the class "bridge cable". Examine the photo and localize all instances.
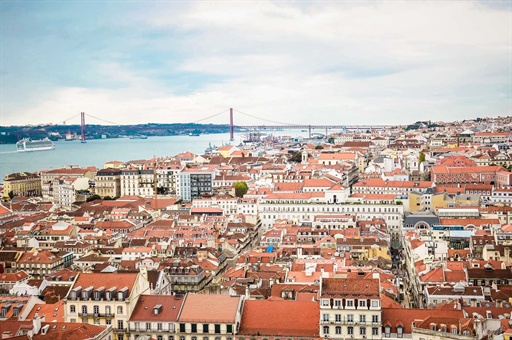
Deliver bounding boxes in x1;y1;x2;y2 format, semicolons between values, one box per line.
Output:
62;113;81;124
86;113;122;126
190;109;230;124
233;109;296;126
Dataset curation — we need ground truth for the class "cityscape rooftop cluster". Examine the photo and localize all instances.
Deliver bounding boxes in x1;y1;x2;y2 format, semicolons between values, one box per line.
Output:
1;116;512;340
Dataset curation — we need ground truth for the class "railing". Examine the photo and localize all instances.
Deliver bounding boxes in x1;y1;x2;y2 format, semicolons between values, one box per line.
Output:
113;328;128;333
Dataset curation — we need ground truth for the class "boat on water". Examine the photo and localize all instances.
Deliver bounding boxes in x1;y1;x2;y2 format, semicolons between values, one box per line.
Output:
189;133;200;137
130;135;148;139
16;137;55;152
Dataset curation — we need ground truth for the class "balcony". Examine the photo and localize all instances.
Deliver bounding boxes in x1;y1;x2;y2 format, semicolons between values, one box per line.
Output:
113;328;128;333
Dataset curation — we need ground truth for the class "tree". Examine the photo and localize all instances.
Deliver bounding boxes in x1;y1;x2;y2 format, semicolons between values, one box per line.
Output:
234;181;248;198
290;151;303;163
315;145;324;150
328;137;335;144
86;194;102;202
8;191;15;200
419;152;426;165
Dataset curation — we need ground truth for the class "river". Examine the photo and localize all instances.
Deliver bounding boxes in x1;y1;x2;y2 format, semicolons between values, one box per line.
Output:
0;129;314;177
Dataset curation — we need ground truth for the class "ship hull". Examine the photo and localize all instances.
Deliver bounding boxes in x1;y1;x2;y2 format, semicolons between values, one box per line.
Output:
17;145;55;152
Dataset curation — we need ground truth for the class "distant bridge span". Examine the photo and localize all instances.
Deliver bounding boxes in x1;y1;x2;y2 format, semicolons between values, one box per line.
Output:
47;108;394;142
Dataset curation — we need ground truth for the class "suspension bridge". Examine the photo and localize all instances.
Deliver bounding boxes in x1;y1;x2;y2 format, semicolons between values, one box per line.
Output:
54;108;393;142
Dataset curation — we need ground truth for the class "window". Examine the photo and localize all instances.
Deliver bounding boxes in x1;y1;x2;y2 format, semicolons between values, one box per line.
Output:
214;325;221;334
191;324;197;333
322;299;330;307
117;320;124;330
82;305;88;315
373;328;379;336
93;305;99;315
323;314;329;322
146;323;151;331
397;326;403;338
203;324;209;333
359;300;366;308
117;306;123;314
347;327;354;335
371;300;379;307
347;314;354;323
360;315;366;324
360;327;366;336
192;337;197;340
70;305;76;313
372;315;379;324
106;319;111;325
385;326;391;338
334;299;341;307
452;328;457;334
336;326;342;335
346;300;354;307
157;323;162;331
227;325;233;334
180;337;185;340
335;314;341;322
158;337;163;340
323;326;330;334
105;306;111;315
169;337;175;340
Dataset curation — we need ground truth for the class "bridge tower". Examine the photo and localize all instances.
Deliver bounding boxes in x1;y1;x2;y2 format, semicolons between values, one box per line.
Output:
230;108;234;141
80;112;86;143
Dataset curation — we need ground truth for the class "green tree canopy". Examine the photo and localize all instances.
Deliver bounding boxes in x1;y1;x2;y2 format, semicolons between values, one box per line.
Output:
234;181;249;198
419;152;426;165
86;194;102;202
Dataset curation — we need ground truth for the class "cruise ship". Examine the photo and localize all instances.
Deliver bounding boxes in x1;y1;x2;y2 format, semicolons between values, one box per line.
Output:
16;138;55;152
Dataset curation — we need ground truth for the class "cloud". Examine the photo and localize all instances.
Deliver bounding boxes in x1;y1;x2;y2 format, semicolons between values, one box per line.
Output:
1;1;510;126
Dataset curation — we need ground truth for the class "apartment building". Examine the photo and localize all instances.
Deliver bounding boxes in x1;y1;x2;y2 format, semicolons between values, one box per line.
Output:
176;294;244;340
258;201;403;233
64;270;151;340
41;168;93;202
54;177;90;210
319;277;382;339
95;168;122;198
2;172;41;200
128;295;184;340
121;169;155;197
352;179;434;196
178;166;216;201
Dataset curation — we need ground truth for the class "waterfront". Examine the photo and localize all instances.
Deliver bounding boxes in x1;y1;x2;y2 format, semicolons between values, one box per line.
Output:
0;129;313;177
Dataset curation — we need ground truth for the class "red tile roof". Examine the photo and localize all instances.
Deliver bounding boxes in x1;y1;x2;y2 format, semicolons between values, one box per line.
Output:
178;294;242;323
239;300;319;337
71;272;138;296
129;295;184;322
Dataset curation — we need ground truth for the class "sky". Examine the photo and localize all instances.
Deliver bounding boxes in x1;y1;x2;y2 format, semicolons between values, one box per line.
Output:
0;1;511;127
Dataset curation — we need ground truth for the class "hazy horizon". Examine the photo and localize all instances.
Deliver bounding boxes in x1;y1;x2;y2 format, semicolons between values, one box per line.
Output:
1;1;511;127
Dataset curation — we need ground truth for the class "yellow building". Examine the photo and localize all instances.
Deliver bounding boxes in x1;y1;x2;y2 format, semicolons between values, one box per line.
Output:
409;190;453;212
3;172;41;200
218;146;235;157
95;168;122;198
64;270;150;340
104;160;126;169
